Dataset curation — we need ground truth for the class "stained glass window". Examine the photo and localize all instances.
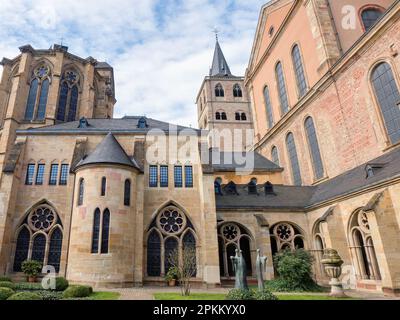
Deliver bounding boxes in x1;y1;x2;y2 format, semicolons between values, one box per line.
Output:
35;164;45;185
36;79;49;120
305;117;324;180
147;230;161;277
286;133;302;186
48;228;63;273
264;86;274;128
185;166;193;188
124;179;131;206
361;8;383;31
67;86;78;122
271;146;280;166
13;227;30;272
101;209;110;254
275;62;289;115
292;45;307;98
149;166;158;187
174;166;183;188
49;164;59;185
59;164;69;185
164;237;178;274
25;79;38;120
31;234;46;263
26;164;35;185
183;231;197;276
371;62;400;144
57;82;69;121
160;166;168;188
91;209;101;254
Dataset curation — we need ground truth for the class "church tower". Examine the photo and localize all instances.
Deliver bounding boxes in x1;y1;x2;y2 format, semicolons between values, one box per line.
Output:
196;38;253;151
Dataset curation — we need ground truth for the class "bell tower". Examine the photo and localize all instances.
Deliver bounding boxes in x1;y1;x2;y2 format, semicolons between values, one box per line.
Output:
196;37;253;151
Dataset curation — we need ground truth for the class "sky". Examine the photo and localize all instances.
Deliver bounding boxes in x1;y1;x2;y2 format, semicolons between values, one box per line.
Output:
0;0;267;128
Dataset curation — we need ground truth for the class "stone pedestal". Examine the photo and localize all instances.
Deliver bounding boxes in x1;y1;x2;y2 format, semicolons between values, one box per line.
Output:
321;249;347;298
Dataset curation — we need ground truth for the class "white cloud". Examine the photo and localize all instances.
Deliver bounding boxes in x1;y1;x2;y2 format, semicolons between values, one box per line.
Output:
0;0;265;127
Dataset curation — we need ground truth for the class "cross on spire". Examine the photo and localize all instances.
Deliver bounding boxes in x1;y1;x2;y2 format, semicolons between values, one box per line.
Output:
213;27;219;42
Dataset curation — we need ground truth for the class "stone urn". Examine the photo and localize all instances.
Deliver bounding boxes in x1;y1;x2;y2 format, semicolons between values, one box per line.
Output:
321;249;346;297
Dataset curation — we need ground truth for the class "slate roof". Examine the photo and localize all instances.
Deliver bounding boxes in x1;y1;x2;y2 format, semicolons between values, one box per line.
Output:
210;40;233;77
74;132;140;171
216;146;400;211
210;149;283;172
17;116;200;135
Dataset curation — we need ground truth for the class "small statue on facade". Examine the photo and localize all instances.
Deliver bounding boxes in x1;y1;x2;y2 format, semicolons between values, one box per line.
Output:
256;249;268;291
230;249;249;290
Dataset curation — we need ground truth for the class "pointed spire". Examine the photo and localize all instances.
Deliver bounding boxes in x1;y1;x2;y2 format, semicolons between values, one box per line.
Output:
210;38;233;77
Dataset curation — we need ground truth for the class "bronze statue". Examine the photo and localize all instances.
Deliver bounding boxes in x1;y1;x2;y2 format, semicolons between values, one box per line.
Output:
256;249;268;291
230;249;248;290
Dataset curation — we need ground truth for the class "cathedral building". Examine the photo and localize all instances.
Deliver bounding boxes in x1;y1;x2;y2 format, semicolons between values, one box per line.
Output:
0;0;400;296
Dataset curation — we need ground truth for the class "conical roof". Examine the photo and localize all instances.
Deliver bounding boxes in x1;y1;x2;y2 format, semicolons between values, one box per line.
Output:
75;132;140;170
210;40;233;77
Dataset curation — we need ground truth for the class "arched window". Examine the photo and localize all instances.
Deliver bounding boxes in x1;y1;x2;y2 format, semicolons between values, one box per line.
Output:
124;179;131;206
91;209;101;254
214;178;223;195
271;146;280;166
13;204;63;273
235;112;241;121
216;112;221;120
263;86;274;128
221;112;227;120
78;178;84;206
312;221;327;279
286;133;302;186
101;209;111;254
233;84;243;97
215;84;224;97
270;222;305;257
361;8;383;31
56;70;80;122
101;177;106;196
218;223;254;277
371;62;400;144
275;62;289;115
248;178;257;195
291;45;307;98
305;117;324;180
241;113;247;121
24;64;51;121
146;205;197;277
348;209;381;281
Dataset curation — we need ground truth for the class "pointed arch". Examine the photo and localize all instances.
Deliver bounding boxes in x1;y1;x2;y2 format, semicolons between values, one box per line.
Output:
48;226;63;272
13;226;31;272
56;67;81;122
215;83;224;97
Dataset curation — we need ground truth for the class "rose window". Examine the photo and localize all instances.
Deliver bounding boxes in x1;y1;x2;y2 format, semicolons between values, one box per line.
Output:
275;224;294;242
158;208;186;235
65;71;79;85
28;206;56;231
222;224;240;241
358;211;370;233
34;65;50;79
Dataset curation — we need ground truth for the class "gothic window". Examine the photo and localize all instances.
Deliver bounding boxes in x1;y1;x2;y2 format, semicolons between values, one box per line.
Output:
361;8;383;31
271;146;280;166
146;205;197;277
59;164;69;185
174;166;183;188
183;231;197;276
221;112;227;120
241;113;247;121
216;112;221;120
24;64;51;121
292;45;307;98
275;62;289;115
124;179;131;206
13;204;63;273
160;166;168;188
218;223;253;277
264;86;274;128
101;209;110;254
25;164;35;185
185;166;193;188
286;133;302;186
215;84;224;97
149;165;158;187
270;222;305;257
49;164;59;185
78;178;84;206
56;70;80;122
371;62;400;144
91;209;101;254
312;221;327;278
348;209;381;281
305;117;324;180
233;84;243;98
101;177;106;196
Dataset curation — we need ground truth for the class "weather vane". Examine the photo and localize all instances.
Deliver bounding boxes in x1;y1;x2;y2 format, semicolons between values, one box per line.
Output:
213;27;219;41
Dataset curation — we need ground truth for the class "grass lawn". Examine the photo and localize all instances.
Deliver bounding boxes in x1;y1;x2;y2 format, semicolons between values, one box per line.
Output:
89;292;121;300
153;293;356;301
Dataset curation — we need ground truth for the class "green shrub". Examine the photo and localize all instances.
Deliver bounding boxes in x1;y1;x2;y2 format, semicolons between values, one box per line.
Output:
0;287;15;300
36;290;63;301
271;249;323;292
7;292;41;300
13;282;44;291
253;288;278;301
0;276;12;282
21;260;42;277
54;277;69;291
62;285;93;298
226;289;254;301
0;281;15;290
